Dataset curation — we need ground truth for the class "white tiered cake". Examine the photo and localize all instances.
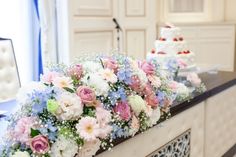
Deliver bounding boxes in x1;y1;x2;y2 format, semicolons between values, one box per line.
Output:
147;25;196;71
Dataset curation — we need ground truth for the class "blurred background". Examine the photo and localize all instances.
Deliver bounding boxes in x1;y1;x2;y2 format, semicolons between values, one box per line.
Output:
0;0;236;85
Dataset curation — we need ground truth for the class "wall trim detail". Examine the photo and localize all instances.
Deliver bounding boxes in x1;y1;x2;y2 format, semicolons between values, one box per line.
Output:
146;129;191;157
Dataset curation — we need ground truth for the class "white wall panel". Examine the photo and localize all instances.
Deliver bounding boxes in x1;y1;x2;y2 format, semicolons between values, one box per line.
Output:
74;0;113;16
125;0;145;16
73;31;113;59
126;30;146;59
205;85;236;157
197;39;234;71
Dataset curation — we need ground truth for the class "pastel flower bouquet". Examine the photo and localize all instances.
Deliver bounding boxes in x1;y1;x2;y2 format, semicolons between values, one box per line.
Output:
0;54;205;157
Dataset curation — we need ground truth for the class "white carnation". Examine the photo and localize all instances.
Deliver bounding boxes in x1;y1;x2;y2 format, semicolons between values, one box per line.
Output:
82;73;110;96
147;107;161;127
11;150;30;157
51;135;78;157
82;61;103;73
56;92;83;120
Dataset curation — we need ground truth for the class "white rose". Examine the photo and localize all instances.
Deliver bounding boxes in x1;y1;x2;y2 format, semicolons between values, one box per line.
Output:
56;92;83;120
77;139;101;157
176;83;190;98
147;107;161;127
11;151;30;157
187;72;201;87
83;61;103;73
51;135;78;157
82;73;110;96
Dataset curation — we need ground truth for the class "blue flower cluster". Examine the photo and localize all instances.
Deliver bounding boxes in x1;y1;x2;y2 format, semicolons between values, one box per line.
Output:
29;87;53;114
165;59;178;73
117;58;132;84
108;87;127;106
39;120;58;141
111;124;130;139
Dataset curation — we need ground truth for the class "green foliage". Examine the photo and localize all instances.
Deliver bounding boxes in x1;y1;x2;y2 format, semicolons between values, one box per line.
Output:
139;111;149;132
30;128;40;137
63;87;75;93
83;106;96;117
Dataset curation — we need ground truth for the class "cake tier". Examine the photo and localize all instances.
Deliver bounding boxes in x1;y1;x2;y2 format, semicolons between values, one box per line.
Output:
160;27;183;40
155;40;188;55
176;52;195;68
147;51;196;70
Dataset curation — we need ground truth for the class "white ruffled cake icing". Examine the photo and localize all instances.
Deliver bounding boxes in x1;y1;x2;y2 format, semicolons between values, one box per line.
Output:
147;25;196;70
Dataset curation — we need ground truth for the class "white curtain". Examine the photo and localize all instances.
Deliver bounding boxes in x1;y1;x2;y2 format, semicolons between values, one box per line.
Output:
38;0;58;67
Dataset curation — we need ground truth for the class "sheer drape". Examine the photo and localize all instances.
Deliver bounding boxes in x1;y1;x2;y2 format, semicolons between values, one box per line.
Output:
38;0;58;68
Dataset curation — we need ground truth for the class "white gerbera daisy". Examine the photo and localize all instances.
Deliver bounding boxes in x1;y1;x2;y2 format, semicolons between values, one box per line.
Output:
76;117;99;141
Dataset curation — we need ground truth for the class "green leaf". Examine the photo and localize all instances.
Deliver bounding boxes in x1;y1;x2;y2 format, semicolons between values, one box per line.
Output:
63;87;75;93
30;128;40;137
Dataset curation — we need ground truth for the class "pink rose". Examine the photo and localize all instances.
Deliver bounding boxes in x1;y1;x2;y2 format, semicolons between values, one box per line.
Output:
140;61;155;75
147;75;161;88
14;117;37;144
130;75;143;93
130;115;140;136
30;135;49;154
162;98;173;112
143;83;153;96
169;81;178;92
145;94;159;108
68;64;83;79
114;101;131;121
187;73;201;87
103;58;118;72
41;71;60;84
76;86;96;106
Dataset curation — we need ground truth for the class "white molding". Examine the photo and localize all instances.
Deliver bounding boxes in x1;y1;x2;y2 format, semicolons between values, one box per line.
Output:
159;0;224;23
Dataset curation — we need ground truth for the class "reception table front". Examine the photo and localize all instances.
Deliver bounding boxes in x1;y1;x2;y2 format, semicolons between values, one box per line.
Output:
96;71;236;157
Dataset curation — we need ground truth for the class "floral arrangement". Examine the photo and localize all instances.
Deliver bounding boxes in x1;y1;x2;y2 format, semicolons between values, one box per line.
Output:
0;54;205;157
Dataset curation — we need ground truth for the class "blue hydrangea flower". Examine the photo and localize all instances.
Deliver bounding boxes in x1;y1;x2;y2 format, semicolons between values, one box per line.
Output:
39;120;58;141
117;68;132;84
165;59;178;73
108;87;127;105
111;124;130;139
29;87;53;114
156;91;165;107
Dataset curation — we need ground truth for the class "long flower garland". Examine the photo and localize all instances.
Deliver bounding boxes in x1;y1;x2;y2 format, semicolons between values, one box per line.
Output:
0;54;205;157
